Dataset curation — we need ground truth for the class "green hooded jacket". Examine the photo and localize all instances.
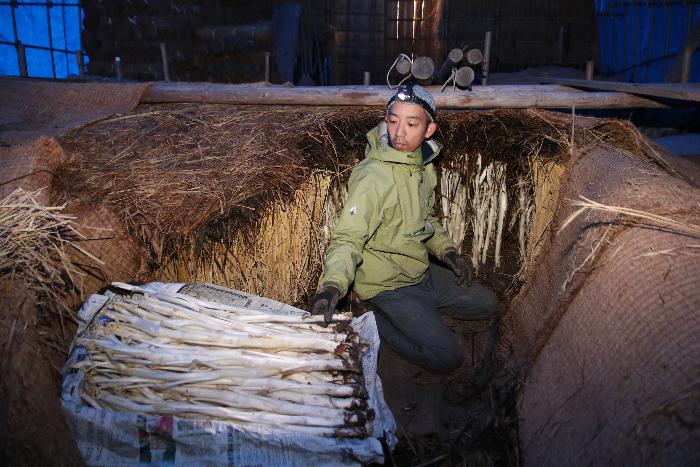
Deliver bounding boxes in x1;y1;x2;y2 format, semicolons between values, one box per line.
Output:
319;122;456;300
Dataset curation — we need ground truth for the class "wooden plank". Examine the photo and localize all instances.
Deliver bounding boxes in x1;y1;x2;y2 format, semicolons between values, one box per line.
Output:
142;83;668;109
539;77;700;103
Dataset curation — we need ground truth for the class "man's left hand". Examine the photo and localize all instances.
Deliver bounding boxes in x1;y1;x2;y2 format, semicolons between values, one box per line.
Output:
443;249;472;286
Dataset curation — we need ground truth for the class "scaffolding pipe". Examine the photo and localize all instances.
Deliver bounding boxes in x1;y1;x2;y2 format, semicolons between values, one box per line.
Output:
482;31;492;86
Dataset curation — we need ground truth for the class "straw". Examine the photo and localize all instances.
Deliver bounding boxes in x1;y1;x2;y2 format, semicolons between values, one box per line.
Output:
0;188;103;318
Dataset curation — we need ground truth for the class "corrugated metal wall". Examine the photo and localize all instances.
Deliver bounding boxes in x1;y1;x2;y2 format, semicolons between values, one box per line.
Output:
596;0;700;82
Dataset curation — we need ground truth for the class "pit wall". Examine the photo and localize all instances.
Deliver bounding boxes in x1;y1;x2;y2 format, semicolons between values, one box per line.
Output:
2;77;698;464
505;146;700;466
0;79;150;463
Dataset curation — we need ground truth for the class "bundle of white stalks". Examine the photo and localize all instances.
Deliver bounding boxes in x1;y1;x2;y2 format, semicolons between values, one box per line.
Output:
76;282;373;438
471;155;508;274
440;164;469;249
512;177;534;262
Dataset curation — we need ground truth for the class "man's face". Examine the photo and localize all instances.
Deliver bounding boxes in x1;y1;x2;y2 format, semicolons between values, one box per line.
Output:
385;102;437;153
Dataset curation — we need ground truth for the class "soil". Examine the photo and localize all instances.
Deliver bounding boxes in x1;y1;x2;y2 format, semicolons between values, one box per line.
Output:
376;313;520;466
372;266;521;466
0;280;84;466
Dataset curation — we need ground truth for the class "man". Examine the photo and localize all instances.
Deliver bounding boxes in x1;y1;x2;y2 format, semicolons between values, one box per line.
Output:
310;83;497;374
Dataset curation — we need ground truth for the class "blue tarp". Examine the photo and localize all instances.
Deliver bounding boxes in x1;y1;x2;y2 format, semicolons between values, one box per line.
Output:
596;0;700;82
0;0;85;79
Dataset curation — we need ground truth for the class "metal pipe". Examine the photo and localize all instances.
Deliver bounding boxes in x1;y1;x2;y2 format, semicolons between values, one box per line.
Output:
9;0;19;43
62;2;69;76
17;42;28;77
114;56;122;82
160;42;170;81
0;1;80;6
264;51;270;82
45;1;56;78
0;39;78;54
363;71;370;86
557;24;568;65
482;31;492;86
76;50;84;79
680;46;693;83
585;60;595;80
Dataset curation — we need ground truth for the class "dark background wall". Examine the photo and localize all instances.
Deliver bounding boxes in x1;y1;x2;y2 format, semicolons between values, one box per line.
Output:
81;0;596;84
445;0;597;73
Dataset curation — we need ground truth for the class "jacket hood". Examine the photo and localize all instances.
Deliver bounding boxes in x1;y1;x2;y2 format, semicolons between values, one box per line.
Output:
365;122;442;166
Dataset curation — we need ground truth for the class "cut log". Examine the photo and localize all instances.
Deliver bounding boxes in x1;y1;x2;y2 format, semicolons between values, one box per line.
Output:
411;56;435;81
454;67;475;88
142;83;669;109
437;48;465;83
466;49;483;65
395;57;411;76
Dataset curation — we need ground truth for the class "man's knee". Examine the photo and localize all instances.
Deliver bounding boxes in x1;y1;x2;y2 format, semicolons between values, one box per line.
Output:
477;287;498;316
451;284;499;320
423;344;464;374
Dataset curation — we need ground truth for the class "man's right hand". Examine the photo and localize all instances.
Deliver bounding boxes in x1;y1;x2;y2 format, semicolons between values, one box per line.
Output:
309;286;341;325
443;249;473;286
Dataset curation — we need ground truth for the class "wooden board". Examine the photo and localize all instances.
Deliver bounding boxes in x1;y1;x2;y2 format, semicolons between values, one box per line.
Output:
142;83;668;109
538;78;700;103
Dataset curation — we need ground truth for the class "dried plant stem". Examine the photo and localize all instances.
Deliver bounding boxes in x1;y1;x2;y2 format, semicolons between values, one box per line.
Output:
0;188;103;316
440;159;469;251
494;177;508;267
158;174;336;304
560;195;700;238
470;155;508;273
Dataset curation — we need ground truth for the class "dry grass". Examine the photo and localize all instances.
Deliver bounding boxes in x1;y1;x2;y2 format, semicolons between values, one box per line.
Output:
57;104;379;267
54;106;658;304
0;188;103;319
560;195;700;238
157;174;337;304
519;159;565;278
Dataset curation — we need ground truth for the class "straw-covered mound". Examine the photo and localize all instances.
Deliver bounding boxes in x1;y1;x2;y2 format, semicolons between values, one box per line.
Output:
55;105;622;305
2;97;698;465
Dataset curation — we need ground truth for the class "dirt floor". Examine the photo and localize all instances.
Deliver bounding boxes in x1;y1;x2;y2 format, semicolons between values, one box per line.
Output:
377;313;519;466
371;261;521;466
0;280;84;466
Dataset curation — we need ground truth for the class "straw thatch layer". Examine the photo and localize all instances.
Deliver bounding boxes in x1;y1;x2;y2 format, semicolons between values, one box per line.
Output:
56;105;380;267
0;188;103;320
55;106;675;306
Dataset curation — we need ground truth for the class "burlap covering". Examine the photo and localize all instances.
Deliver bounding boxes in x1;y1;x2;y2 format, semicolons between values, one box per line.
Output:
0;79;150;465
0;77;150;145
0;279;85;466
0;137;66;200
0;79;152;293
505;146;700;466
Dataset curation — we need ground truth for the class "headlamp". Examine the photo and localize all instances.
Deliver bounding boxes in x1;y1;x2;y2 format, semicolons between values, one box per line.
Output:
387;83;436;121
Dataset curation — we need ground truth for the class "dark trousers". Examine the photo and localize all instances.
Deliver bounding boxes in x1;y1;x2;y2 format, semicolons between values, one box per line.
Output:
369;262;498;374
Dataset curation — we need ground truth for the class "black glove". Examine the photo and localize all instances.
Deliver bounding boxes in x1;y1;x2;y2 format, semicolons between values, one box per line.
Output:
443;249;472;286
309;286;341;325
